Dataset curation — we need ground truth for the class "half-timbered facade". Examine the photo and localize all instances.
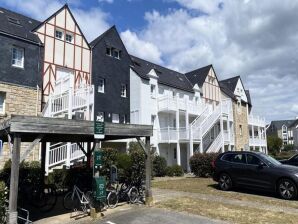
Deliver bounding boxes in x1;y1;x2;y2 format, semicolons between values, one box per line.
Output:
33;4;91;103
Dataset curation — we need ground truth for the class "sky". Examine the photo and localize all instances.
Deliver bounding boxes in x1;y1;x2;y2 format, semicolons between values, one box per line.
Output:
0;0;297;123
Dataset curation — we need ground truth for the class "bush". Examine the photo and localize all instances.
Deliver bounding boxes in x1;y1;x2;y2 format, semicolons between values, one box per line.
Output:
153;155;167;177
270;151;296;160
0;181;7;223
128;142;146;184
283;144;295;152
166;165;184;177
190;153;219;177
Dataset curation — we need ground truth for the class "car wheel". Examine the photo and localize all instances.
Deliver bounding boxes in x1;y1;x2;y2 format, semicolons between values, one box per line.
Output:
278;178;297;200
219;173;232;191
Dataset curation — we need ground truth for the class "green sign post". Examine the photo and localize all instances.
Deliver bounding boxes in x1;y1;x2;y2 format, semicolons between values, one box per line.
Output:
92;176;106;201
94;121;105;139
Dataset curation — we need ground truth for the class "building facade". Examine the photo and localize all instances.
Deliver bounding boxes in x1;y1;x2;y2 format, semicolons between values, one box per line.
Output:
0;7;43;168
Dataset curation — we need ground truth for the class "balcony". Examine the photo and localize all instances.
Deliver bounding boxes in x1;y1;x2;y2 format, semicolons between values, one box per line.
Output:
223;130;235;145
248;115;266;127
158;127;190;142
249;137;267;146
157;96;201;115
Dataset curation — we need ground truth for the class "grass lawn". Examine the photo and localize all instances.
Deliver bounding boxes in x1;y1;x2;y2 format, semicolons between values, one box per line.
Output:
156;197;298;224
153;177;298;212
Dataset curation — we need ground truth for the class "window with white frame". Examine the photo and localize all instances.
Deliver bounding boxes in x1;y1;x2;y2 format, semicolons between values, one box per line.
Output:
151;115;156;126
0;92;6;114
97;112;104;122
55;29;63;40
65;33;73;43
98;78;105;93
150;84;156;97
239;125;243;136
112;113;119;123
113;49;120;59
106;47;112;56
121;114;127;124
11;46;24;68
121;84;127;97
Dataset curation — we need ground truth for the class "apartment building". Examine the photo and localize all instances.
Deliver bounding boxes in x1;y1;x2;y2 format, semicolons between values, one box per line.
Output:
220;76;267;152
0;5;267;172
0;7;42;168
267;119;298;146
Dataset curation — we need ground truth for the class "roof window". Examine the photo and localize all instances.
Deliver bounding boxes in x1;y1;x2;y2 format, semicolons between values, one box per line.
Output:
7;17;21;26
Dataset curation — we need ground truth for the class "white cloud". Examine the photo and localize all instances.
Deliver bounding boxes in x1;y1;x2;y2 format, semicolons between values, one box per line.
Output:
98;0;114;4
136;0;298;122
120;30;162;64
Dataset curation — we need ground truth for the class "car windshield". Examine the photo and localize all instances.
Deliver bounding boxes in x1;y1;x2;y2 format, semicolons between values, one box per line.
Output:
260;154;281;166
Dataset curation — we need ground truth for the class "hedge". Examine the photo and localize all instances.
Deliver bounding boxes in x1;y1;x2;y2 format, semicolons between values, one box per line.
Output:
190;153;219;177
0;181;7;224
153;155;167;177
166;165;184;177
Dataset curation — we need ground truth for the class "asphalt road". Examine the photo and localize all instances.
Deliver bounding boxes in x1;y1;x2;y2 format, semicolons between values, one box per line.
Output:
95;206;227;224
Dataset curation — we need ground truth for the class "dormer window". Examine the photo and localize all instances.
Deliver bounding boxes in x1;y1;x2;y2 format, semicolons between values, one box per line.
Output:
66;33;73;43
106;47;121;59
113;49;120;59
55;29;63;40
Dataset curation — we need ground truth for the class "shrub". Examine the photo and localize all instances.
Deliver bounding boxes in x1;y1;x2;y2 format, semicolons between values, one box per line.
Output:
190;153;219;177
166;165;184;177
270;151;296;160
128;142;146;184
0;181;7;223
283;144;295;152
153;155;167;177
101;148;119;177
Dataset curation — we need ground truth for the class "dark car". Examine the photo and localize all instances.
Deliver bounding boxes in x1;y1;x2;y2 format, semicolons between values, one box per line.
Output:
280;154;298;166
212;151;298;200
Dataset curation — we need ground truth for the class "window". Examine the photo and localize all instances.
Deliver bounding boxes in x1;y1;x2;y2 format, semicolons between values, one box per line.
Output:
121;84;127;97
0;92;6;114
112;113;119;123
106;47;112;56
8;17;21;26
11;47;24;68
98;78;105;93
230;153;246;164
97;112;104;122
246;154;261;165
121;115;127;124
66;33;73;43
221;153;234;162
174;148;177;159
113;49;120;59
151;115;156;126
55;29;63;39
150;84;156;97
239;125;243;136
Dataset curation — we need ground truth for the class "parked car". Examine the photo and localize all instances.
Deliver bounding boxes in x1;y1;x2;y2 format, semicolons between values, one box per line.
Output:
279;154;298;166
212;151;298;200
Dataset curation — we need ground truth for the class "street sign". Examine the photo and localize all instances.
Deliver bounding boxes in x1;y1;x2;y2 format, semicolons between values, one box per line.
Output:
92;176;106;201
94;115;105;139
94;150;103;167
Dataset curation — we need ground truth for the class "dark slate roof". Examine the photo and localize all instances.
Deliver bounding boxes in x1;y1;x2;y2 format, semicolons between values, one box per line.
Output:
130;55;194;92
271;120;296;130
289;119;298;128
219;76;240;93
245;90;252;106
185;65;212;87
219;81;236;100
0;7;41;43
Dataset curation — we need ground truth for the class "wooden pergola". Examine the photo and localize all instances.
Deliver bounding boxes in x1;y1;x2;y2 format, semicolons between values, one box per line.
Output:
0;115;153;224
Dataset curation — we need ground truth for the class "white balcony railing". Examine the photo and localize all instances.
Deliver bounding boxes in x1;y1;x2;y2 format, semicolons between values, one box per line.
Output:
249;137;267;146
248;115;266;127
158;127;190;142
157;96;201;115
43;86;94;118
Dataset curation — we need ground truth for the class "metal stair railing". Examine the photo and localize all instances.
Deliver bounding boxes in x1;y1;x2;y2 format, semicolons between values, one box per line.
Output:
206;131;223;153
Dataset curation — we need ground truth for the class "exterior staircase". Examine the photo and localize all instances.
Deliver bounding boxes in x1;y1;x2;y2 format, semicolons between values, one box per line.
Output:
42;86;94;175
190;99;232;153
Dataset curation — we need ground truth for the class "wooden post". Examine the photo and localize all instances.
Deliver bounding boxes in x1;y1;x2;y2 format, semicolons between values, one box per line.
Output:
41;141;46;177
87;142;91;168
8;133;21;224
145;136;153;206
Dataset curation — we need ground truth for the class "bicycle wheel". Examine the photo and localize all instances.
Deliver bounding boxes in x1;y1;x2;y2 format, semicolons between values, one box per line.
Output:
128;187;139;204
40;185;57;212
63;192;75;210
86;191;95;209
107;191;118;209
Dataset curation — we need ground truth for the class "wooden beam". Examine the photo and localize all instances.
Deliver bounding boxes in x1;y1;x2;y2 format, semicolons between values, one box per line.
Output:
8;133;21;224
20;134;44;162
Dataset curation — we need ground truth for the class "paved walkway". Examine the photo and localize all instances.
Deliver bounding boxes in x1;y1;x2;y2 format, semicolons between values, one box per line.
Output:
153;188;298;215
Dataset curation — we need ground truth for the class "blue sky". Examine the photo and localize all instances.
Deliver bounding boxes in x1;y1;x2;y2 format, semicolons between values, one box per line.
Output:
0;0;297;122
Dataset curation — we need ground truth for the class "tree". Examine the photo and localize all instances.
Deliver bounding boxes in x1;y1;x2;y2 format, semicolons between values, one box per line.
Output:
267;135;283;155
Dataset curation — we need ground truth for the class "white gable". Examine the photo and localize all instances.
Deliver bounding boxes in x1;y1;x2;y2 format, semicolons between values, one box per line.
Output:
234;79;247;102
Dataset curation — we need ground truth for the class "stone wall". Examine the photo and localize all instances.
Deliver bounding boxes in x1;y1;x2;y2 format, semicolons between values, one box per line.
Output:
232;102;249;150
0;82;42;168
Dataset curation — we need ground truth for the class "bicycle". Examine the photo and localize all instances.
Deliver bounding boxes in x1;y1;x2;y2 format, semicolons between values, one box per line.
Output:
63;185;91;214
106;181;139;208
